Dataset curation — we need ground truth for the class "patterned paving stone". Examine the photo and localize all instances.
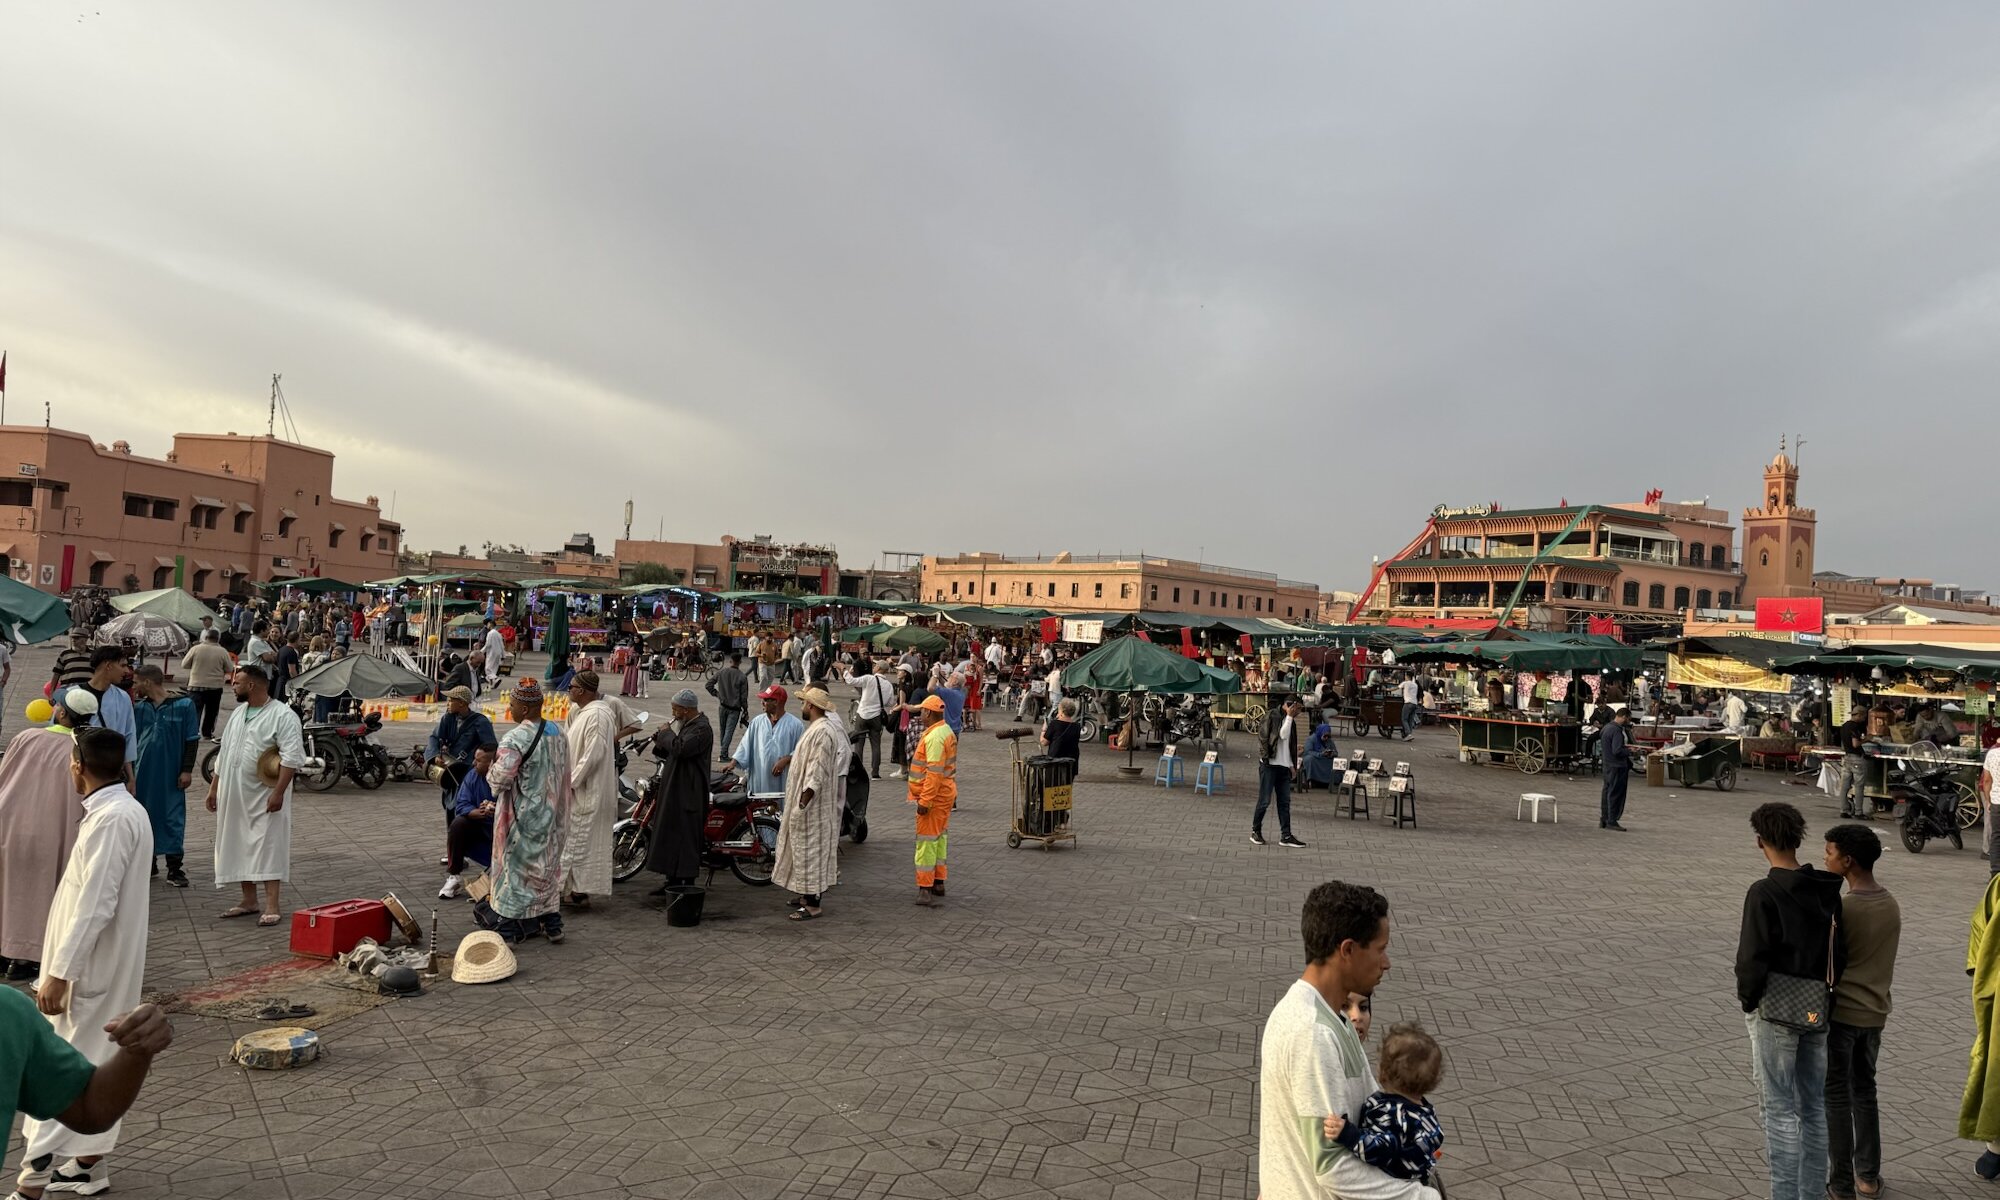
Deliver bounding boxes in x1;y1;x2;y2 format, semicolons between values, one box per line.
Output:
5;647;1999;1197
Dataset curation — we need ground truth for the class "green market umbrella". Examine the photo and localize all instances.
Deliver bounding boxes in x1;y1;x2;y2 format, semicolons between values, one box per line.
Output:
543;594;570;683
0;574;69;645
868;625;949;654
1060;635;1243;696
841;622;891;642
290;654;437;699
108;587;220;633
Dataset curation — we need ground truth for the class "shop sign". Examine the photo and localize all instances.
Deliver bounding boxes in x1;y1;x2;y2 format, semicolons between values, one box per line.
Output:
1431;503;1498;520
1061;619;1104;644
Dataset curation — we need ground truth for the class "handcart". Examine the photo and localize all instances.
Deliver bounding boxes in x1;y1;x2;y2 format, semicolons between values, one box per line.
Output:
1660;736;1742;791
997;728;1076;851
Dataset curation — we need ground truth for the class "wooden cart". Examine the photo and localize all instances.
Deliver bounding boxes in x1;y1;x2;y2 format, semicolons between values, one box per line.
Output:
1348;695;1409;739
1447;712;1585;775
1211;690;1273;738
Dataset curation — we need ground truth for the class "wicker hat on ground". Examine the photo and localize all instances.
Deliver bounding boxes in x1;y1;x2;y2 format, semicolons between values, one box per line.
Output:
451;930;518;985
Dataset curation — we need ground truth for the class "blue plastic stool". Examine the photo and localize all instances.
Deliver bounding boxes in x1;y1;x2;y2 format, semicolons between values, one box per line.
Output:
1154;755;1184;787
1195;760;1226;794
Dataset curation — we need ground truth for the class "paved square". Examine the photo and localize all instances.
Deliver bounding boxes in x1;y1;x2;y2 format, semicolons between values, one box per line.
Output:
4;664;1993;1198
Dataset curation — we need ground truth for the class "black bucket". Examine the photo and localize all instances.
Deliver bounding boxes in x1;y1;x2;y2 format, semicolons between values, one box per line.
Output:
665;885;706;928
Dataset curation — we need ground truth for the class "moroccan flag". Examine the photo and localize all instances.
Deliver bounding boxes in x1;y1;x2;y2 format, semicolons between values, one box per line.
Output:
1587;615;1617;636
1755;597;1824;634
1040;617;1060;643
1239;634;1254;655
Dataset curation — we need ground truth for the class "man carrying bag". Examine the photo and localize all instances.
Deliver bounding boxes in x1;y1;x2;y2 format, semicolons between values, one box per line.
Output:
1735;801;1846;1200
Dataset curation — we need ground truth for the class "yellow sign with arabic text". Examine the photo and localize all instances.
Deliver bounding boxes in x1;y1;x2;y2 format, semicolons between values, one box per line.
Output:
1667;653;1792;695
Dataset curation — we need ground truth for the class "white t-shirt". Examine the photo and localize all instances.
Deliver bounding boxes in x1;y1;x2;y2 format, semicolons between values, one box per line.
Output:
1258;979;1437;1200
1401;678;1421;705
1985;747;2000;808
1270;715;1295;768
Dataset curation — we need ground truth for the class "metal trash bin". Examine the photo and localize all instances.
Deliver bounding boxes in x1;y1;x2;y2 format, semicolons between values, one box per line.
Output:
1020;755;1076;839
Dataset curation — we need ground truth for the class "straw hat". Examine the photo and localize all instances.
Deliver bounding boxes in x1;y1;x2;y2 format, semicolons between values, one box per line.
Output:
796;685;836;714
451;930;518;985
256;746;285;785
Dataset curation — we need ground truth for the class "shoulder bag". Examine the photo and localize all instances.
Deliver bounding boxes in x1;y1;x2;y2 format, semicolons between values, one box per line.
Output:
1757;915;1837;1032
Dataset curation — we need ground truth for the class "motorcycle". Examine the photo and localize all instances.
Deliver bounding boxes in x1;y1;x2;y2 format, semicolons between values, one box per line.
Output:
1892;762;1965;854
322;710;390;790
610;752;780;885
197;705;343;791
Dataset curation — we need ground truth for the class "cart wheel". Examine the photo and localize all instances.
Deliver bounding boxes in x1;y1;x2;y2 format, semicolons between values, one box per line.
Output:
1959;785;1984;830
1347;716;1368;737
1246;702;1267;727
1007;831;1022;849
1376;723;1395;739
1515;737;1546;775
1714;762;1738;792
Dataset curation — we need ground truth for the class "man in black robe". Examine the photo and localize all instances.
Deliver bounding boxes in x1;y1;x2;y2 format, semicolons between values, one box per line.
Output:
645;689;713;891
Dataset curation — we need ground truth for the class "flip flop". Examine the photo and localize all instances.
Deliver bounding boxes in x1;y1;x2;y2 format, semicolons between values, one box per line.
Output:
788;908;822;921
257;913;282;927
219;906;259;919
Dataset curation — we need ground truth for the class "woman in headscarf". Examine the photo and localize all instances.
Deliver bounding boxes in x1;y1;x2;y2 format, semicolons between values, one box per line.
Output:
1301;721;1339;791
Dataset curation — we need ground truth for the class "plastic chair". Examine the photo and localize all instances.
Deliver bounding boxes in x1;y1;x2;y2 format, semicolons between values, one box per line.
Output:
1195;760;1225;794
1517;792;1557;823
1154;755;1184;787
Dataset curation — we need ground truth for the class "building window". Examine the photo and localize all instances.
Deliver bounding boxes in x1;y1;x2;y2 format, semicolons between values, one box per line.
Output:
234;509;252;534
123;494;149;517
1024;582;1034;597
1760;551;1769;567
151;565;173;589
989;582;996;596
278;514;296;537
1120;583;1131;600
1622;581;1640;607
1673;586;1690;610
328;527;343;549
1047;580;1055;596
192;569;212;593
1148;584;1156;601
1172;587;1180;603
1253;597;1261;612
1648;584;1665;609
1712;544;1728;567
1688;544;1704;566
88;561;109;586
1287;606;1294;617
1718;590;1733;607
1696;588;1712;609
1795;550;1803;568
1070;583;1079;598
151;498;176;521
1237;594;1244;609
1209;591;1217;606
0;482;31;506
359;531;374;552
1094;582;1103;598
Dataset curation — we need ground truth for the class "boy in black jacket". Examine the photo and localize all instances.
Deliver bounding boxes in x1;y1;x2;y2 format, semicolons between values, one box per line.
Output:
1736;802;1847;1200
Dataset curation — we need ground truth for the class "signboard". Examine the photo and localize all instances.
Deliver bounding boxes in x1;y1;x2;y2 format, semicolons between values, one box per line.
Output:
1831;685;1853;726
1967;693;1992;717
1061;619;1104;645
17;463;36;477
1430;503;1498;520
1042;783;1073;812
1667;653;1792;695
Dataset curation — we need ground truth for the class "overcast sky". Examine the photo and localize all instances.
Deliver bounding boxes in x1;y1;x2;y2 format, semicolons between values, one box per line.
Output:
4;3;1997;591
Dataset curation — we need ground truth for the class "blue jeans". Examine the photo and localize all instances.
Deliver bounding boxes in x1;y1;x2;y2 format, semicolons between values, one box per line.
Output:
1745;1011;1829;1200
1253;763;1293;838
1400;701;1421;737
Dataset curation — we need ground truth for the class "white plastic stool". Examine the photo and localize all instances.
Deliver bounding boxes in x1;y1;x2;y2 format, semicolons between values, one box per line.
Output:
1517;792;1557;823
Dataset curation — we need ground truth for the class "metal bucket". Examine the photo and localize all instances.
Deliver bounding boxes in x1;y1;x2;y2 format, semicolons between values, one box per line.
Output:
665;885;706;928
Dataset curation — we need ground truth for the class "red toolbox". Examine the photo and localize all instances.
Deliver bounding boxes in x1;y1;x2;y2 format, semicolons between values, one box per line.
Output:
289;899;392;959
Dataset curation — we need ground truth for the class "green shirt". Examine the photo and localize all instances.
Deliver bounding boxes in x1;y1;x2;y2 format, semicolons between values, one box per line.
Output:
1;985;95;1134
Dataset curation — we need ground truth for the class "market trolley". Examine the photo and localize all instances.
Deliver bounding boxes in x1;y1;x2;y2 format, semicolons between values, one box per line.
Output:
1349;695;1410;739
997;729;1077;851
1445;711;1587;775
1660;736;1742;791
1805;744;1985;827
1211;690;1273;741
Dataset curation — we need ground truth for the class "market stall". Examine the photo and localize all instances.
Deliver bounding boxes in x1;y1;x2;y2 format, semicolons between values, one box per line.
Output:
1397;629;1642;775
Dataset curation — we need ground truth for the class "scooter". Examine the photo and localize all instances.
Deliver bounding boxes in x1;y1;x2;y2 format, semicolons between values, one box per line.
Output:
1893;763;1965;854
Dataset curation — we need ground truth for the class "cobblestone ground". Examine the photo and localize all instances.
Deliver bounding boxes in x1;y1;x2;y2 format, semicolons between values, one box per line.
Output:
4;645;1996;1198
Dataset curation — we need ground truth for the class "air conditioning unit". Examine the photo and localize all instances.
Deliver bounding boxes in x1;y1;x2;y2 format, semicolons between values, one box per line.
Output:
260;533;276;541
272;557;291;568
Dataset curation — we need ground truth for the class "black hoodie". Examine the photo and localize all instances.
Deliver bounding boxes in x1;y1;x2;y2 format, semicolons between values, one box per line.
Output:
1736;865;1847;1013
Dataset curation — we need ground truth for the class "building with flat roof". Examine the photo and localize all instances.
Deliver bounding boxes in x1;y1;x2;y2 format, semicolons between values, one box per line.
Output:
0;426;399;597
921;552;1323;621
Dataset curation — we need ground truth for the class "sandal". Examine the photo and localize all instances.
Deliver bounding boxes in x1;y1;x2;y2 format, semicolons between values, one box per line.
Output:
788;908;822;921
257;913;282;927
219;906;259;919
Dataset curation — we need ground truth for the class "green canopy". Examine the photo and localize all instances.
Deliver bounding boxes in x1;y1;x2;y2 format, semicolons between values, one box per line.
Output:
1767;644;2000;684
402;598;480;611
108;588;220;633
0;575;69;645
867;625;950;654
543;594;570;682
710;590;808;607
840;622;892;642
291;654;437;700
1060;635;1243;695
257;577;365;595
1391;628;1642;672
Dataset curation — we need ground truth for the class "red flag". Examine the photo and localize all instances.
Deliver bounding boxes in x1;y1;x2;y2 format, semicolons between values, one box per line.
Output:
1180;627;1196;657
1586;615;1616;636
1040;617;1060;643
1239;634;1253;655
1135;630;1151;643
1755;597;1823;634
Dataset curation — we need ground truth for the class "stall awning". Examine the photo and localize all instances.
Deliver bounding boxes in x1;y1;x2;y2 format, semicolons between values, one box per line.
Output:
191;495;223;509
90;550;114;562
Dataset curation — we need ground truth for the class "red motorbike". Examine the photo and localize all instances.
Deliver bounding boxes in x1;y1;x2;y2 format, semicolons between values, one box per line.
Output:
611;759;780;886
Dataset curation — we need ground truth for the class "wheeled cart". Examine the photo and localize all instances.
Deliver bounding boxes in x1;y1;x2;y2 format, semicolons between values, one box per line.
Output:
998;730;1076;851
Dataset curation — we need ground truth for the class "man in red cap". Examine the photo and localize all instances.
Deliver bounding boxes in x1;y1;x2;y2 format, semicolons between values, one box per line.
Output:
732;683;805;801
